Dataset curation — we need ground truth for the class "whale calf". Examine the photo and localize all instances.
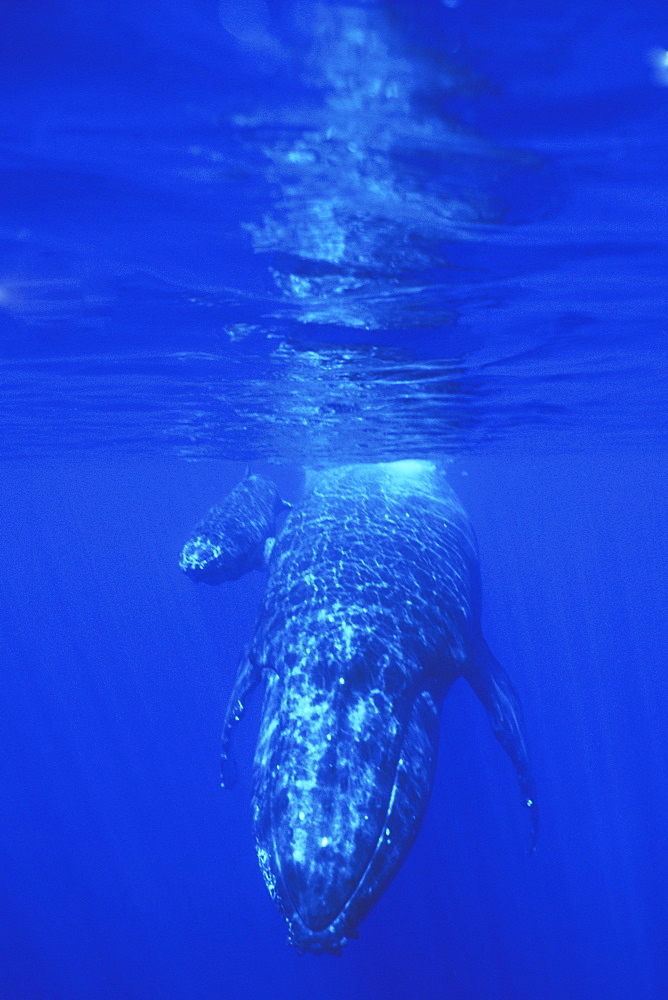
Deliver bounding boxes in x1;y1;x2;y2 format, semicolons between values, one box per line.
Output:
220;461;537;953
179;471;290;584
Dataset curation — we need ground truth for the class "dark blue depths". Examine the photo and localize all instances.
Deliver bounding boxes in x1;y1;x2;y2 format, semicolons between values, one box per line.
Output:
219;463;536;952
1;454;668;999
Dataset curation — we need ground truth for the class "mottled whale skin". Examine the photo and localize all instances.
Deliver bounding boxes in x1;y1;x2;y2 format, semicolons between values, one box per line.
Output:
179;472;289;584
221;461;537;953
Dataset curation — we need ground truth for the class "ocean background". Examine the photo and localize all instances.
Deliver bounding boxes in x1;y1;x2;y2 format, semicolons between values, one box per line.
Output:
1;1;667;998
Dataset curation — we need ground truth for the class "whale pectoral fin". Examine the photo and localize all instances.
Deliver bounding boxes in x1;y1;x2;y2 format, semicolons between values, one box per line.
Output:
220;645;262;789
465;637;539;851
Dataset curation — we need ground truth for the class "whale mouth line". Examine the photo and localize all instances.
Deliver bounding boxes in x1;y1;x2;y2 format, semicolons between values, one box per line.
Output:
274;706;412;953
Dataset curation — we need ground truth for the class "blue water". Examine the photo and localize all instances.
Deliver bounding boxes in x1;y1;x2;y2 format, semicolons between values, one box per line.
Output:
1;1;667;997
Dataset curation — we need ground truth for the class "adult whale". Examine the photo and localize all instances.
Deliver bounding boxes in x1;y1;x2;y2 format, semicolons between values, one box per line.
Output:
220;461;537;953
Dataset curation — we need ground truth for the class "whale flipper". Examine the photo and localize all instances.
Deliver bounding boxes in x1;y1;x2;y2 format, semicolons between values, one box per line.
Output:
220;646;262;789
465;636;538;850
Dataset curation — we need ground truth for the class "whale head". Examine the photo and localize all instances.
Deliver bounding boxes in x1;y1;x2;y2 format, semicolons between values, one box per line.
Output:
251;652;442;953
179;472;289;583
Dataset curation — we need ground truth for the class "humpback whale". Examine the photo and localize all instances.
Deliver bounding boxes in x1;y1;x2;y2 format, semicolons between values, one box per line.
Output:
179;471;290;584
218;461;537;954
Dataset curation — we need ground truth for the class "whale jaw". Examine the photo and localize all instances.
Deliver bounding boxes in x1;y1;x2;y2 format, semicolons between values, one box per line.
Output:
252;674;441;953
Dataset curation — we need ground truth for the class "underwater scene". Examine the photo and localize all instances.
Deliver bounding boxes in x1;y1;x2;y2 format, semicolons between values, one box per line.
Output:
1;2;667;998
